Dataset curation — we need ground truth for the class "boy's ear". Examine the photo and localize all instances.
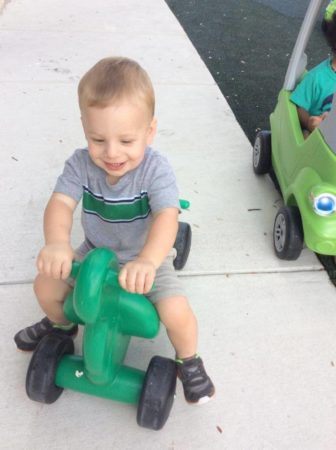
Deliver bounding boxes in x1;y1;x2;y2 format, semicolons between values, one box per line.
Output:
147;117;157;144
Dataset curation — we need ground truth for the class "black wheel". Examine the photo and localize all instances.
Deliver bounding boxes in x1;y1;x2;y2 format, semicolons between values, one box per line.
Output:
273;206;303;260
173;222;192;270
26;334;74;404
137;356;177;430
316;254;336;287
253;130;272;175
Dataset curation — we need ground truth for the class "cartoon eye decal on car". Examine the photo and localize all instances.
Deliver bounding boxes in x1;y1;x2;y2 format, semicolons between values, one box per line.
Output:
310;193;336;216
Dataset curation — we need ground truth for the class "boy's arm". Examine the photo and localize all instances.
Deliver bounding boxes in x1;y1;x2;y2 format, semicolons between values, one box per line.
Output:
297;107;328;132
118;207;179;294
139;207;179;268
297;107;311;130
37;192;78;280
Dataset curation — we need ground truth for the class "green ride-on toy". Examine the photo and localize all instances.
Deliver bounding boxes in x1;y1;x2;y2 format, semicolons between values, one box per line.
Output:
253;0;336;261
25;213;192;431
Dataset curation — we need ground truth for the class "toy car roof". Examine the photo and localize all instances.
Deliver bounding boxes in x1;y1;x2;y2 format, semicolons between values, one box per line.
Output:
283;0;336;152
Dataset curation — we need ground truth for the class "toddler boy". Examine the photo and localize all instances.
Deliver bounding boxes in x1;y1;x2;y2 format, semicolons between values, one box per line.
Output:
14;56;215;404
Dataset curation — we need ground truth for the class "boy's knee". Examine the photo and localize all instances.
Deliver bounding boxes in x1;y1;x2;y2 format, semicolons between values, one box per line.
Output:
156;296;196;328
34;273;71;305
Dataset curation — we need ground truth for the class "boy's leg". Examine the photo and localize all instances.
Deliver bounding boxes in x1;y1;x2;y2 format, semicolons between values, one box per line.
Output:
155;296;215;404
155;296;197;358
34;273;72;324
14;274;77;351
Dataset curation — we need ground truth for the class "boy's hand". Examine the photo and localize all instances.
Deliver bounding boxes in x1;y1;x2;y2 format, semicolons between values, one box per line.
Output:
308;112;328;131
36;243;74;280
118;257;156;294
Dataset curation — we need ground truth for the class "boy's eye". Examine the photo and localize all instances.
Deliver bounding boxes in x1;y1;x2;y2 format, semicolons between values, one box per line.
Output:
92;138;104;143
121;140;133;145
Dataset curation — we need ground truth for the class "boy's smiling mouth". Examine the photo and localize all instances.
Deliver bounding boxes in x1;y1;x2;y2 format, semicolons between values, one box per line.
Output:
104;161;126;171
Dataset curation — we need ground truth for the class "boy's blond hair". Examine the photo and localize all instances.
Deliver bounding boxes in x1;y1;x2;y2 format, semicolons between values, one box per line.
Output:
78;57;155;116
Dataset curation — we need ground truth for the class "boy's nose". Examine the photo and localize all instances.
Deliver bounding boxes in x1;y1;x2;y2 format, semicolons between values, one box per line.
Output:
105;142;119;159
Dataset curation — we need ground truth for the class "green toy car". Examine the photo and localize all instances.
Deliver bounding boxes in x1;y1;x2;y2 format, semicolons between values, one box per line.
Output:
253;0;336;260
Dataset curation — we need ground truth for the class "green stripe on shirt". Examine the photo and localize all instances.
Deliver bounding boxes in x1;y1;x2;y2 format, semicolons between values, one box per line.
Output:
83;190;151;222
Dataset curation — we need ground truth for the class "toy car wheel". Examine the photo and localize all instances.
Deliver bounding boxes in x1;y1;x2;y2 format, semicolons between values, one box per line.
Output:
253;130;272;175
137;356;177;430
26;334;74;404
316;254;336;287
173;221;192;270
273;206;303;260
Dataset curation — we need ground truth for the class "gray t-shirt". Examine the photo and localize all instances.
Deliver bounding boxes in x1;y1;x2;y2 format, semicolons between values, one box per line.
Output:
54;146;180;263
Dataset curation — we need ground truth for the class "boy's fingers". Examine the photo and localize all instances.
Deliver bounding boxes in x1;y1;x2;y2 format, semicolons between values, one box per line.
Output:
125;269;137;293
61;260;72;280
119;264;155;294
51;261;62;279
118;267;126;288
135;272;146;294
143;273;154;294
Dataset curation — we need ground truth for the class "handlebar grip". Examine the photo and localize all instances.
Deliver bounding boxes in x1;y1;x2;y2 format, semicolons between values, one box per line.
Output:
179;199;190;209
72;248;119;323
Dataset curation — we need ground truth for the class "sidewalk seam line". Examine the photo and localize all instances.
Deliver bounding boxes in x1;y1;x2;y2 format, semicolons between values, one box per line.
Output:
0;267;325;287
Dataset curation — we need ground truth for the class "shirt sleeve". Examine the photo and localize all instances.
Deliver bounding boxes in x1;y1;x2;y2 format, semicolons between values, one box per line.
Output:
147;154;180;214
290;72;316;114
53;149;84;202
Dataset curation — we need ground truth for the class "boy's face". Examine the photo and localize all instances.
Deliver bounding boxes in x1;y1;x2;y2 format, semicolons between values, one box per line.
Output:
81;99;157;184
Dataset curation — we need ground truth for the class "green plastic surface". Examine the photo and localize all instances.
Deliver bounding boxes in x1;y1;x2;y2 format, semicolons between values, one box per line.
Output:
270;90;336;254
179;199;190;209
58;248;160;403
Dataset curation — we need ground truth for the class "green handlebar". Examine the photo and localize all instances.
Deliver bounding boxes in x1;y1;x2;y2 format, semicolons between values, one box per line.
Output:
179;199;190;209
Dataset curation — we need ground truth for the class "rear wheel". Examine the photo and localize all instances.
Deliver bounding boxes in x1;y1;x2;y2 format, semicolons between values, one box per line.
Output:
173;222;192;270
26;334;74;404
137;356;177;430
273;206;303;260
253;130;272;175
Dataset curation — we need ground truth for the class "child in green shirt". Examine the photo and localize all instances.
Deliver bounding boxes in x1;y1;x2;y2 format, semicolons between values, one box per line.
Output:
290;1;336;133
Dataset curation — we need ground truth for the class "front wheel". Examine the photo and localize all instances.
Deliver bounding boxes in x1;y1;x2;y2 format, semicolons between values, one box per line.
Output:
26;334;74;404
273;206;303;260
253;130;272;175
137;356;177;430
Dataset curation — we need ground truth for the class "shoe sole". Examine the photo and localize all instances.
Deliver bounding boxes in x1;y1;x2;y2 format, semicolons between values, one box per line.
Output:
187;388;215;405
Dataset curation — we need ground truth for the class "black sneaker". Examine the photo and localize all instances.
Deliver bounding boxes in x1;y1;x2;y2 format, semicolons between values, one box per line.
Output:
14;317;78;352
176;355;215;404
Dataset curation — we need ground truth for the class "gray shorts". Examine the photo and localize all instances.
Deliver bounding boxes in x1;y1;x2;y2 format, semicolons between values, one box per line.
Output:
71;241;185;304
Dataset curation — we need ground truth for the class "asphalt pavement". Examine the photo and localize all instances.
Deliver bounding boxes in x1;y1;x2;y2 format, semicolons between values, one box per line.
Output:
166;0;328;143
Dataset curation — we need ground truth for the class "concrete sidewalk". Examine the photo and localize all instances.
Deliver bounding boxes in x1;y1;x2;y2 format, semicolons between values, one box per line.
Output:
1;1;336;448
